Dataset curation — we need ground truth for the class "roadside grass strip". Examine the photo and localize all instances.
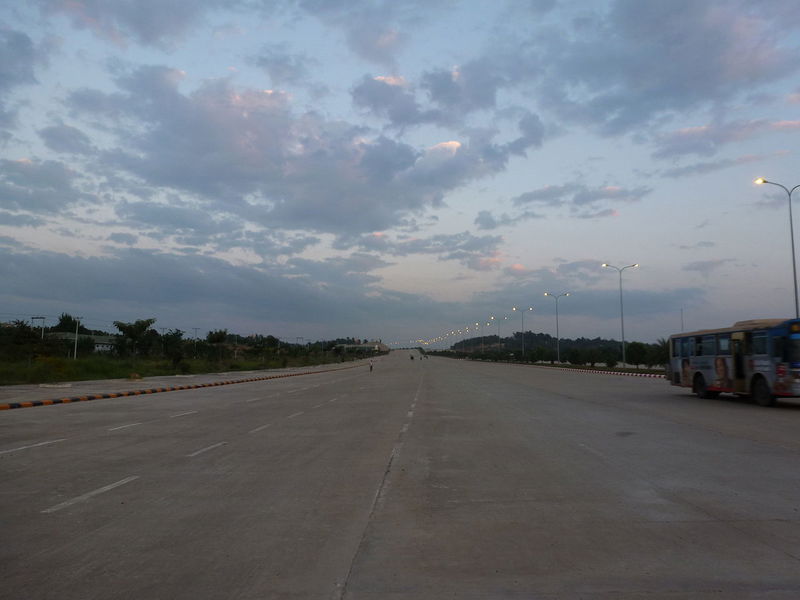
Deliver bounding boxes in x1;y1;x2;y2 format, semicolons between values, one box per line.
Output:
0;364;364;411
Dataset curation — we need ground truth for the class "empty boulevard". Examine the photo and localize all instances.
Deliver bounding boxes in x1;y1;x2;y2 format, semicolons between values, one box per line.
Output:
2;352;799;598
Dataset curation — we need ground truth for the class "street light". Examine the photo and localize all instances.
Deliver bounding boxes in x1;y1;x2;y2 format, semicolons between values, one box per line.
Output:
602;263;638;366
511;306;533;360
755;178;800;318
543;292;570;363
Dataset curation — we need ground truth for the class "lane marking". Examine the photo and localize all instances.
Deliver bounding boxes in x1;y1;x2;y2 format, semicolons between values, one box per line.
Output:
108;422;142;431
248;424;271;434
0;438;67;456
186;441;227;457
287;411;304;419
170;411;197;418
245;393;281;403
41;476;139;514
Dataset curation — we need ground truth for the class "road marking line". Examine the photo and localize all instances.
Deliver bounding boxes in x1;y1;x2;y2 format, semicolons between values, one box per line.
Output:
0;438;67;456
108;422;142;431
248;424;271;434
41;476;139;514
287;411;304;419
170;411;197;418
312;403;325;409
186;442;227;457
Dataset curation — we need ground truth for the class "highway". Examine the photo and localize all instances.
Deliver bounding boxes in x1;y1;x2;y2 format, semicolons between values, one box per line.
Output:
2;351;800;599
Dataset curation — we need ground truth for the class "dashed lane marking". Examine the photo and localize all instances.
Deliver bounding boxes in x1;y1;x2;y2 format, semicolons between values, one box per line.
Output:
0;438;67;456
186;441;227;457
41;476;139;514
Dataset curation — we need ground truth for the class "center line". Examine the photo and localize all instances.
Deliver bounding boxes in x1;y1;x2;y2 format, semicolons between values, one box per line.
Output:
187;441;227;457
287;411;304;419
170;411;197;418
0;438;67;456
248;424;271;434
42;476;139;514
108;423;142;431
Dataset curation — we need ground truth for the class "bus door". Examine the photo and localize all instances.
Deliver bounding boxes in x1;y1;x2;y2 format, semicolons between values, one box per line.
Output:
731;332;747;393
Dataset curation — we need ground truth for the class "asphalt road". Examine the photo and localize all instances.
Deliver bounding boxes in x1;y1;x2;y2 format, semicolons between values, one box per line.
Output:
2;352;799;599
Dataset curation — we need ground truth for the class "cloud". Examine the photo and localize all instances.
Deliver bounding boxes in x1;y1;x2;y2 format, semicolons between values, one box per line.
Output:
511;182;650;218
660;153;783;178
34;0;228;48
351;74;442;128
38;123;95;154
63;65;528;242
251;43;322;91
0;29;40;128
0;158;94;213
340;230;504;270
653;120;800;158
474;209;542;230
678;241;715;250
531;1;800;135
683;258;735;276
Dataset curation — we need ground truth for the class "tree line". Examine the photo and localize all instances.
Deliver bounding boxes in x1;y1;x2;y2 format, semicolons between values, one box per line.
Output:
0;313;382;372
443;331;668;369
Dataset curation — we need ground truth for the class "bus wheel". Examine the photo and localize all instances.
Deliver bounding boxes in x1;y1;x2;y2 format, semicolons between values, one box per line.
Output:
693;374;719;399
752;377;775;407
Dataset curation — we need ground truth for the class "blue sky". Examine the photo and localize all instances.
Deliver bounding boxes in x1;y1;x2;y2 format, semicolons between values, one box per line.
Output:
2;0;800;345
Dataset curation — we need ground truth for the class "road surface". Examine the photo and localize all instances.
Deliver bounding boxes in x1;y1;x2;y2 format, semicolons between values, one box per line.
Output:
2;351;799;598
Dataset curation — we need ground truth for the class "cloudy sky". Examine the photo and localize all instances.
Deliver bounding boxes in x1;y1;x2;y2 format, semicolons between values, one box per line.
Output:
2;1;800;345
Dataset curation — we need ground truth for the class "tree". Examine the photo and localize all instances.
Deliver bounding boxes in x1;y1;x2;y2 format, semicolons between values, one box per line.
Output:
54;313;90;334
113;318;157;363
206;329;228;361
626;341;648;369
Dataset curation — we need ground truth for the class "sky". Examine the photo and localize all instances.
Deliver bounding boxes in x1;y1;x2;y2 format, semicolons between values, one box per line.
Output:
2;0;800;347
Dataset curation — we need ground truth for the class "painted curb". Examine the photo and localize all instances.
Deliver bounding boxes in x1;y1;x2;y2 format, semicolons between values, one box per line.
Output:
530;364;666;378
0;363;363;411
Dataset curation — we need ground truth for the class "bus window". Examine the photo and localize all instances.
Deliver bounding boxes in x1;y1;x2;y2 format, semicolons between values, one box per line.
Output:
752;331;768;355
701;335;715;356
682;337;694;357
671;339;681;357
772;336;786;361
717;334;731;355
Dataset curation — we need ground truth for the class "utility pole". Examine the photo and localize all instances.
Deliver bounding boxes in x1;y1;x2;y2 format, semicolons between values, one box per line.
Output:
73;316;82;360
31;316;46;339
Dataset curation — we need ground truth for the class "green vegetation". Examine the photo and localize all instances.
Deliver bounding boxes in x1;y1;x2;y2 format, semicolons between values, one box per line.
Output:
0;316;385;385
431;332;669;373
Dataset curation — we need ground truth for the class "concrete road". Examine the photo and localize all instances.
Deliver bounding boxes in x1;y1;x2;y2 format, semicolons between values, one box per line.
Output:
2;352;799;599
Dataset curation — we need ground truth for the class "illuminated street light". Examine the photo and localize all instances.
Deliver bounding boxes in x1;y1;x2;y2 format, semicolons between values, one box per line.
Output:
511;306;533;360
543;292;570;363
602;263;638;366
755;178;800;318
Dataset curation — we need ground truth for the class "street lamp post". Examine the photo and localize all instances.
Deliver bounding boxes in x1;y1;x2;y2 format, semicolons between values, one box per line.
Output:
543;292;570;363
755;178;800;318
602;263;638;366
512;306;533;360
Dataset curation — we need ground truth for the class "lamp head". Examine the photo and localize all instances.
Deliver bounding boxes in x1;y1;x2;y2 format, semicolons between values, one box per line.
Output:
602;263;609;268
755;177;766;185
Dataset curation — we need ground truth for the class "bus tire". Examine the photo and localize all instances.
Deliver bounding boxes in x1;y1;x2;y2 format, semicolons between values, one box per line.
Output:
693;373;717;399
752;377;775;407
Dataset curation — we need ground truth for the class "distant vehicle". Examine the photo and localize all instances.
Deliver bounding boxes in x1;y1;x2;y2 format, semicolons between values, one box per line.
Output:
667;318;800;406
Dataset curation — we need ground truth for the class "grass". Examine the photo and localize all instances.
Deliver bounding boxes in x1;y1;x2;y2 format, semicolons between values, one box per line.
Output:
0;353;358;386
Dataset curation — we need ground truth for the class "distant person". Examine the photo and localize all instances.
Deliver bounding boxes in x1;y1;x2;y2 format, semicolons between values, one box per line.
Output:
369;359;373;373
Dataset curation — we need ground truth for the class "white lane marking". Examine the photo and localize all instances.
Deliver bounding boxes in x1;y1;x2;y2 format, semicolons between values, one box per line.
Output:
170;411;197;418
108;422;142;432
246;393;281;403
407;411;414;418
186;441;227;457
0;438;67;456
287;411;304;419
41;476;139;514
248;424;271;434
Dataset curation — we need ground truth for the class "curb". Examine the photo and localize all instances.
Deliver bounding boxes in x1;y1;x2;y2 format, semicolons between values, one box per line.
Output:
530;364;666;378
0;363;363;411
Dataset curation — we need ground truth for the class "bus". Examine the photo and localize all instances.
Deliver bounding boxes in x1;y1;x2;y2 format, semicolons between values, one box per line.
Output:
667;318;800;406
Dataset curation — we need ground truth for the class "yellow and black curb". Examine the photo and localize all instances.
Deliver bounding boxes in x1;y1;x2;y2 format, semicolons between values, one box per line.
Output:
0;363;363;411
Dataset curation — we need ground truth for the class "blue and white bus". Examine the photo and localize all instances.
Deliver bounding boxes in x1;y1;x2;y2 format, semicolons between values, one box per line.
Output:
667;318;800;406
